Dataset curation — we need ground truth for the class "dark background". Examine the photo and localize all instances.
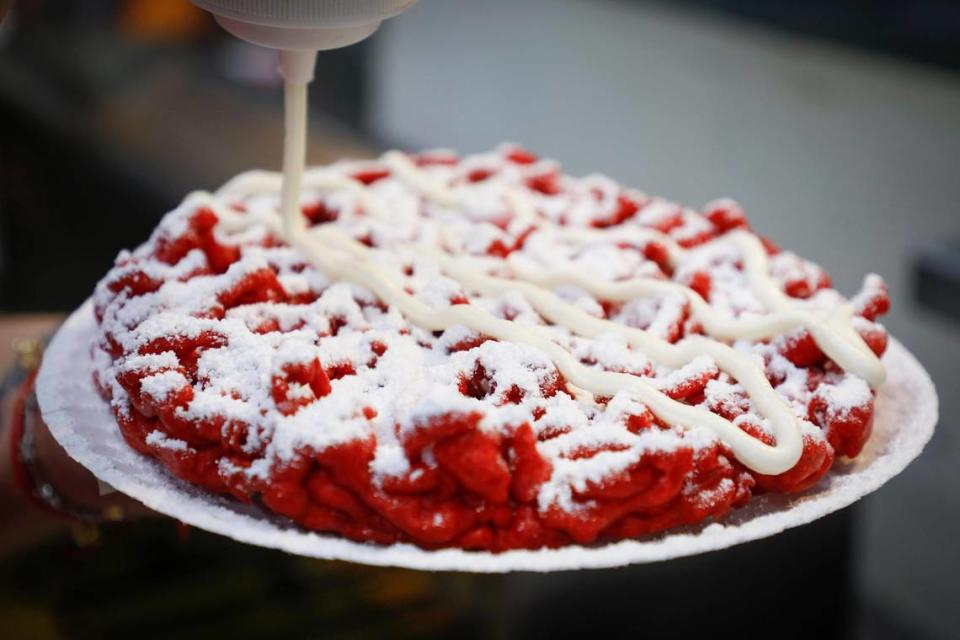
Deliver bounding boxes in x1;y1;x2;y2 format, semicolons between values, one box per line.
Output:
1;1;958;638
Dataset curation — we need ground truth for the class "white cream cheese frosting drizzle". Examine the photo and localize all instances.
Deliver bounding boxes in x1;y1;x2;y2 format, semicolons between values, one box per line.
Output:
380;150;886;388
187;80;888;476
213;158;885;388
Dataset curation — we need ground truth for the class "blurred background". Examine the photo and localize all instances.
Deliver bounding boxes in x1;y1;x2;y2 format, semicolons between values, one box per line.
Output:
0;0;958;638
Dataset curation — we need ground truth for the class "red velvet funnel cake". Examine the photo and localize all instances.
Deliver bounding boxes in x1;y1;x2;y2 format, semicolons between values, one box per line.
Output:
92;145;890;551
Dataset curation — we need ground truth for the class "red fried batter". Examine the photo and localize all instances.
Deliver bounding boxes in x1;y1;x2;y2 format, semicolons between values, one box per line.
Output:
92;147;890;552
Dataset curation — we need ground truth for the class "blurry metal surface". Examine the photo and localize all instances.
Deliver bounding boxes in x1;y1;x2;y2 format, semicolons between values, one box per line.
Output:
668;0;960;71
915;241;960;323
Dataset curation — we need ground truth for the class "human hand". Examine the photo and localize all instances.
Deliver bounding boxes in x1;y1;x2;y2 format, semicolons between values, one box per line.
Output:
0;314;156;555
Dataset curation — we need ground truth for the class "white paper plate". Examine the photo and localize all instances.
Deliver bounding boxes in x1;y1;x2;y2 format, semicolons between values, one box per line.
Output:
36;300;937;573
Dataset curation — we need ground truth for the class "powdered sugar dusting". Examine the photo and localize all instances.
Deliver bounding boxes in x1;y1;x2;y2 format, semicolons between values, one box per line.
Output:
145;430;190;451
139;370;189;402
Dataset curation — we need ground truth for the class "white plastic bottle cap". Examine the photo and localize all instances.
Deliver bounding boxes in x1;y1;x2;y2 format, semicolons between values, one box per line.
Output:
194;0;417;82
